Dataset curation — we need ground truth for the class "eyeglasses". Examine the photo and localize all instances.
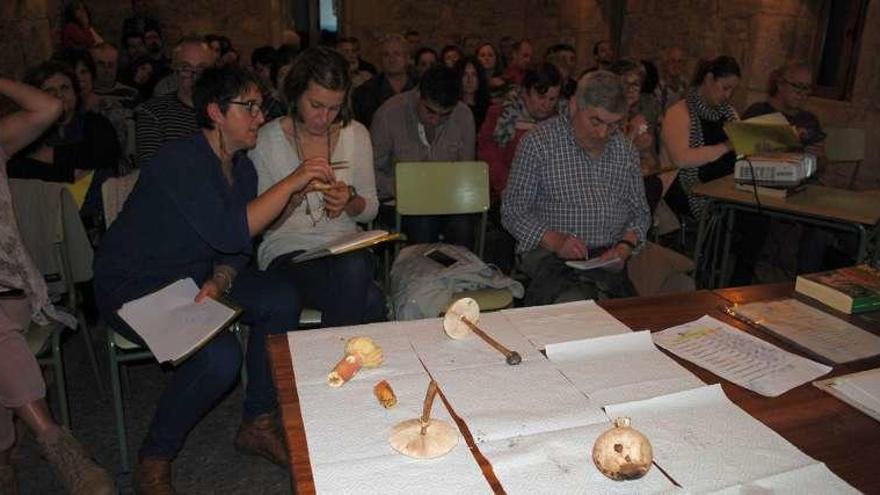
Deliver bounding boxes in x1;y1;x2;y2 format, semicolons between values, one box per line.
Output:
175;64;208;77
227;99;264;117
589;116;623;134
784;79;811;94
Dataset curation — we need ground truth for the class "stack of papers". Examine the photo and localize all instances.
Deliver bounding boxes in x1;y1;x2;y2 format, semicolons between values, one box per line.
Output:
731;298;880;364
815;367;880;423
652;315;831;397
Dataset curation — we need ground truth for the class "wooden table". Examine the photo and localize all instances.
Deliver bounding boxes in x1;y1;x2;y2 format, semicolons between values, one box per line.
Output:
692;175;880;288
269;286;880;494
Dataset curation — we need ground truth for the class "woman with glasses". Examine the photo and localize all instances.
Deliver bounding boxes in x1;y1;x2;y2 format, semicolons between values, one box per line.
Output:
94;66;334;493
249;47;385;327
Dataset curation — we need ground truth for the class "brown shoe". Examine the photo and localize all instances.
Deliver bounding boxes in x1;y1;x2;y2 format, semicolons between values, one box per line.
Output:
134;457;175;495
234;413;288;467
0;463;19;495
37;427;115;495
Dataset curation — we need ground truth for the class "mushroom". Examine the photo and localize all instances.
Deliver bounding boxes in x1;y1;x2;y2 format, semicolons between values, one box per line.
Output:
327;336;384;387
592;417;653;481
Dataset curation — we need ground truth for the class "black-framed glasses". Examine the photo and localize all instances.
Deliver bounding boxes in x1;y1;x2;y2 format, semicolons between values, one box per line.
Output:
227;100;264;117
784;79;812;93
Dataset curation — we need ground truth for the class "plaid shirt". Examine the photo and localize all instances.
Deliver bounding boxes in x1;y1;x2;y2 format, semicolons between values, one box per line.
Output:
501;113;650;253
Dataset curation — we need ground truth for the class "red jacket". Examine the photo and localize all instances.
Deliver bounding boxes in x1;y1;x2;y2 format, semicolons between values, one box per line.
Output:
477;104;530;204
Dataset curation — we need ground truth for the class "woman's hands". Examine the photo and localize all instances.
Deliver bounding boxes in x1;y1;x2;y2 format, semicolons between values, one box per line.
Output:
288;156;335;192
322;181;351;219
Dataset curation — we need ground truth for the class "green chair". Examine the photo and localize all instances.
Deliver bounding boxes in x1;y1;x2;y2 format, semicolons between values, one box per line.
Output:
394;161;513;313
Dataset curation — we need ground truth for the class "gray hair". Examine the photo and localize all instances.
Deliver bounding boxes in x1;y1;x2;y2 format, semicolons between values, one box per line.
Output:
574;70;627;114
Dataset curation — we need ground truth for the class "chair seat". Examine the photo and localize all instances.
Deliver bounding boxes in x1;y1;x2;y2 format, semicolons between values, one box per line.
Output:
453;287;513;312
300;307;323;327
112;331;143;351
27;322;55;355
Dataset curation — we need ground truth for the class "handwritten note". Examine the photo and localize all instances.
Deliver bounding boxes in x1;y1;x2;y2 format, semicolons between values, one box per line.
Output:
652;316;831;397
732;298;880;364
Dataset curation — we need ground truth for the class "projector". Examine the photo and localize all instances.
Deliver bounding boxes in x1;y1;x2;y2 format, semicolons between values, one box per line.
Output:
734;153;817;188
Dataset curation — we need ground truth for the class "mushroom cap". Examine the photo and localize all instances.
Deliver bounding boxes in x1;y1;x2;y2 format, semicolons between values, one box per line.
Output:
443;297;480;340
345;336;384;368
389;418;458;459
592;417;653;481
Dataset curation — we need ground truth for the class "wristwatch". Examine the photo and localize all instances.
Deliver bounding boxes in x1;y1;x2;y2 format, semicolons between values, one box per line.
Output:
347;185;357;203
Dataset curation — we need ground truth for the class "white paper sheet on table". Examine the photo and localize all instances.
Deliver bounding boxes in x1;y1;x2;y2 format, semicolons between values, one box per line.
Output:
479;422;679;495
431;359;608;443
605;384;819;493
408;311;544;371
707;462;858;494
501;300;632;349
288;320;428;386
814;367;880;422
732;298;880;364
652;316;831;397
546;331;705;406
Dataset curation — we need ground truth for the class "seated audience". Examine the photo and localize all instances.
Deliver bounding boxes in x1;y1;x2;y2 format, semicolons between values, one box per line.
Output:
475;42;508;100
7;61;120;227
250;47;385;326
122;55;159;101
135;36;216;167
413;47;438;77
119;31;149;77
250;45;277;89
457;56;490;130
503;39;533;86
353;34;417;128
350;37;378;76
404;30;421;55
143;24;171;79
502;71;649;305
60;1;103;51
498;36;516;68
545;43;578;99
0;76;114;495
440;45;463;68
336;37;373;89
479;63;561;273
658;46;688;110
121;0;161;47
371;66;476;246
95;66;335;493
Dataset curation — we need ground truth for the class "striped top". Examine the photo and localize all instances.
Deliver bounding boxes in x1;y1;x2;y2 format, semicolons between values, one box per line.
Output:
134;94;199;168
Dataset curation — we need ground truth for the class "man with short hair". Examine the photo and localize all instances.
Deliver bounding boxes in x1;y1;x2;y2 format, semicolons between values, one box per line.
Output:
351;37;377;75
353;34;417;127
404;30;421;55
502;71;649;305
371;66;476;245
545;43;578;99
91;43;141;173
588;40;615;72
503;39;533;86
658;46;687;109
135;37;216;167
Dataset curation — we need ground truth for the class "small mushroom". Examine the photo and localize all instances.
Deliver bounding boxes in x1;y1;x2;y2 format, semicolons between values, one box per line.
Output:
327;336;384;387
592;417;653;481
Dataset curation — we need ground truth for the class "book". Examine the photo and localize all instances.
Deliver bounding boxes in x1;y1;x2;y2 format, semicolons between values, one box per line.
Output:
795;265;880;314
814;367;880;423
734;182;805;199
117;278;240;364
723;113;802;156
291;229;400;263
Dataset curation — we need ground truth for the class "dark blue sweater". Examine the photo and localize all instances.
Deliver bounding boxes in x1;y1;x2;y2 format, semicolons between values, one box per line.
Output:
94;132;256;314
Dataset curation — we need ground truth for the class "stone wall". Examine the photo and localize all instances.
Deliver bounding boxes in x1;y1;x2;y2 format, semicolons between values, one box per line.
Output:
622;0;880;187
0;0;56;80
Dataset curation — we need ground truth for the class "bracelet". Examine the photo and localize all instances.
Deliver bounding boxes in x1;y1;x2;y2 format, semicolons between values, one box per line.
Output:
616;239;637;252
212;271;233;294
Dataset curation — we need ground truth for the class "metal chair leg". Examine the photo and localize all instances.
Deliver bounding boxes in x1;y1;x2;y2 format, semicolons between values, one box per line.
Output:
77;312;106;397
108;340;131;473
52;329;70;428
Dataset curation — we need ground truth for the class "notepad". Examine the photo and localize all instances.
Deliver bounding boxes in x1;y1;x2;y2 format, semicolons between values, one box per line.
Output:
291;230;399;263
565;255;621;271
117;278;239;364
730;298;880;364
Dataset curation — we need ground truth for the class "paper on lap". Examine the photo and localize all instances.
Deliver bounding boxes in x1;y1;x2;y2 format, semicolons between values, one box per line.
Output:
546;331;705;407
605;384;821;493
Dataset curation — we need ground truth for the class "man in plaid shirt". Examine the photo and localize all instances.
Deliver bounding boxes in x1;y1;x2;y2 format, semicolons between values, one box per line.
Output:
501;70;650;305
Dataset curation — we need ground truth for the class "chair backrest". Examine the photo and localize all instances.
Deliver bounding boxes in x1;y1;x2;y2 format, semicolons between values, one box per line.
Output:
395;161;490;215
824;127;865;162
394;161;490;257
101;170;140;227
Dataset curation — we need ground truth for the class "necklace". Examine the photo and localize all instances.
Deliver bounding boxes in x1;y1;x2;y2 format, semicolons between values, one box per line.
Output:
289;119;332;226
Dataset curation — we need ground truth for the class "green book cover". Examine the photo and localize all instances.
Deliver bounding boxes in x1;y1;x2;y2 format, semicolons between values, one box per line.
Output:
800;265;880;313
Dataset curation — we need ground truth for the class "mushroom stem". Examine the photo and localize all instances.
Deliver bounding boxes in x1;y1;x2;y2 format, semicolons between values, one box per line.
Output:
419;380;439;435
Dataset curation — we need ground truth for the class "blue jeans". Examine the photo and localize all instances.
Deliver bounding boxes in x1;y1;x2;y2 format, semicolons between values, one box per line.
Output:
267;249;386;327
107;268;302;460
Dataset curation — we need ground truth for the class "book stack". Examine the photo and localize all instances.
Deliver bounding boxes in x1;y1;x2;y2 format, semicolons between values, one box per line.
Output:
795;265;880;314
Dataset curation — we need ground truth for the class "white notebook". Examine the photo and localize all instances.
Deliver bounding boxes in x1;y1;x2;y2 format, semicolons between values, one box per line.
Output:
291;230;398;263
117;278;239;364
